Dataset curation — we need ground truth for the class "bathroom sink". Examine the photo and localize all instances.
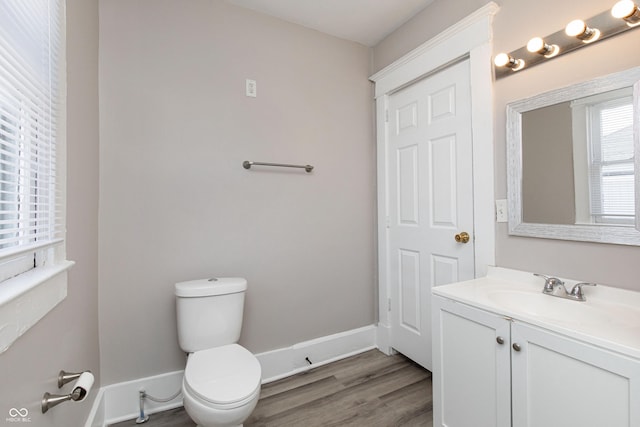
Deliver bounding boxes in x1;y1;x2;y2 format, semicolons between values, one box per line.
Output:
487;290;588;320
486;289;640;329
432;267;640;359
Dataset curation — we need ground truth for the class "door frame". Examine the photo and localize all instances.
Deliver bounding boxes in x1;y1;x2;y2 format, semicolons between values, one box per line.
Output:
370;2;499;354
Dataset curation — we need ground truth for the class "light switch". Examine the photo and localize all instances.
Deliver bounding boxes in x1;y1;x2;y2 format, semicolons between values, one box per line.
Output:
246;79;257;97
495;199;508;222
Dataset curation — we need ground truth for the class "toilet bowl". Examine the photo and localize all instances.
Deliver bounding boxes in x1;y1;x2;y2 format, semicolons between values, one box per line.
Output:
175;277;261;427
182;344;261;427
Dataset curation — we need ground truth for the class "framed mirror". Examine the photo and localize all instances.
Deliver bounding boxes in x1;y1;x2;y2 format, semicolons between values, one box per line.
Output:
507;66;640;245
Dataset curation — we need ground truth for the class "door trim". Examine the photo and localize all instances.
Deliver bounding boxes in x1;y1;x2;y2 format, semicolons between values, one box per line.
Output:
370;2;498;354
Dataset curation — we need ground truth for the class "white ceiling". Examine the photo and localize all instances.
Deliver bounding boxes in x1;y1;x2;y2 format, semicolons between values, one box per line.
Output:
224;0;435;47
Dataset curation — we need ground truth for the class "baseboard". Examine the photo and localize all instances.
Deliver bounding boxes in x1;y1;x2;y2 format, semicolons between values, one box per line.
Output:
84;388;105;427
89;325;378;426
375;322;394;356
258;324;377;382
101;369;185;426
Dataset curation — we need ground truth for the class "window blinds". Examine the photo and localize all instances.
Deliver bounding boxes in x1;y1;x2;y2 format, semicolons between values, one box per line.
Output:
0;0;64;260
588;98;635;224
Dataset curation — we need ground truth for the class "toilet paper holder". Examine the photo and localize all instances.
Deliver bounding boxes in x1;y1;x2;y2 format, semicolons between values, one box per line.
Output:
42;370;94;414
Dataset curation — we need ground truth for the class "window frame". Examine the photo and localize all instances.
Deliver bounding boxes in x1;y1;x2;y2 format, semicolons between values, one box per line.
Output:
571;87;635;226
0;0;72;354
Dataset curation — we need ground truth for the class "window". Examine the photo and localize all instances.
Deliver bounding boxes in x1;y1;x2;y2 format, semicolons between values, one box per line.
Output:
0;0;65;278
0;0;69;354
587;96;634;225
571;88;635;226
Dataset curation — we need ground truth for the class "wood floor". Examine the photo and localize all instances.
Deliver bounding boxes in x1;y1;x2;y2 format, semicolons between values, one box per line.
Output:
109;349;433;427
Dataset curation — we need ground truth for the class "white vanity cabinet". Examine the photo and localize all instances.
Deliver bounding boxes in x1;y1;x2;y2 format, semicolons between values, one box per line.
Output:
432;296;511;427
433;294;640;427
510;320;640;427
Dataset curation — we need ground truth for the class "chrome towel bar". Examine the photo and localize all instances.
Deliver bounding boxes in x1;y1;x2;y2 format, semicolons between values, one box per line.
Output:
243;161;314;173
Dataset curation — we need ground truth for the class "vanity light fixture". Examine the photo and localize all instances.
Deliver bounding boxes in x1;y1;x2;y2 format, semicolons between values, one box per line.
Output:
494;2;640;79
526;37;560;57
494;53;525;71
612;0;640;26
565;19;601;42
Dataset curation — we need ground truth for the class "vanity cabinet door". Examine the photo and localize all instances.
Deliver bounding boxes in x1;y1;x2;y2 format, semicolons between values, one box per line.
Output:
432;296;512;427
511;321;640;427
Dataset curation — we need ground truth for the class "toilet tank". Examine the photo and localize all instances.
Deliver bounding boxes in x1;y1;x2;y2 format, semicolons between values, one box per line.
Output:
175;277;247;353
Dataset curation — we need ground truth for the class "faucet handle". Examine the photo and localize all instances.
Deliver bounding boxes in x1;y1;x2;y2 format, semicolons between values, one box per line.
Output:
534;273;564;292
569;282;597;301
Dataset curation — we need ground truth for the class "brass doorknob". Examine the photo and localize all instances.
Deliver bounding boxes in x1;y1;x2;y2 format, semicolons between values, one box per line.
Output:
455;232;470;243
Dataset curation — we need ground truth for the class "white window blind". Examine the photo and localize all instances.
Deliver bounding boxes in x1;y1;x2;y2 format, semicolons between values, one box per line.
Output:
0;0;64;267
588;96;635;225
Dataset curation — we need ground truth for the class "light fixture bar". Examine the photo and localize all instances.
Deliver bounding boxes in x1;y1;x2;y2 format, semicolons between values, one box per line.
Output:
495;5;640;79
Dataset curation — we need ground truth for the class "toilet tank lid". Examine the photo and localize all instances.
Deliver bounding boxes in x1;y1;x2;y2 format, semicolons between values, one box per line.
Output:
175;277;247;297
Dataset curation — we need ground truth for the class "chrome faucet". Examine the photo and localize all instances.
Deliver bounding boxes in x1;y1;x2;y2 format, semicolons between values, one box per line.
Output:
535;273;568;297
567;282;597;301
534;274;597;302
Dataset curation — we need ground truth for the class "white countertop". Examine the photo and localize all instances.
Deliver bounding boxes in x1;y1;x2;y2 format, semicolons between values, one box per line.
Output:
432;267;640;360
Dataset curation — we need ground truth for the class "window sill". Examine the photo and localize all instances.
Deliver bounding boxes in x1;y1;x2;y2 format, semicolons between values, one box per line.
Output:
0;260;75;354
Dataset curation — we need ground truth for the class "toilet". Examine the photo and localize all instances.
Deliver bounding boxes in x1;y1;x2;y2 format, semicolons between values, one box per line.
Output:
175;277;261;427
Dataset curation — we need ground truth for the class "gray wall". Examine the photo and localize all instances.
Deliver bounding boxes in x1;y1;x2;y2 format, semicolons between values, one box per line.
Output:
98;0;375;385
373;0;640;291
0;0;101;425
372;0;489;73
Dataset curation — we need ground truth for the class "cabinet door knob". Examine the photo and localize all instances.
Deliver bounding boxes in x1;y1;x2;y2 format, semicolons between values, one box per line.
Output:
512;343;521;352
496;336;505;345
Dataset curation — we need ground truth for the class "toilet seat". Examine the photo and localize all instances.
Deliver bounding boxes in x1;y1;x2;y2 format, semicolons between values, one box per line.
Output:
184;344;261;409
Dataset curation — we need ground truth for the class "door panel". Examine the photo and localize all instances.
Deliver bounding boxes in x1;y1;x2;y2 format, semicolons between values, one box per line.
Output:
429;135;457;226
388;59;474;370
398;145;419;225
399;249;421;333
431;255;458;286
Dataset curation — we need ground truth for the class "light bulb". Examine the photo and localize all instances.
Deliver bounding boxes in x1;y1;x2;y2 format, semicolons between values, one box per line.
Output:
493;53;524;71
526;37;559;57
494;53;511;67
565;19;600;42
612;0;640;25
526;37;544;52
565;19;587;36
612;0;635;18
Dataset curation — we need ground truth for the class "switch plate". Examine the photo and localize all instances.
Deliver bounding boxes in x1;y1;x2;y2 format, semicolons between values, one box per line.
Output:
246;79;257;97
495;199;508;223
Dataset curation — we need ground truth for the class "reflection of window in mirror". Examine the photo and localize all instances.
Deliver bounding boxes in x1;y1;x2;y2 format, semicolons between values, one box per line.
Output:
571;88;634;226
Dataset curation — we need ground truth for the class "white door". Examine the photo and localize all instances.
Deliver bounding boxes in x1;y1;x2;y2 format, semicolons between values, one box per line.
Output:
387;59;475;370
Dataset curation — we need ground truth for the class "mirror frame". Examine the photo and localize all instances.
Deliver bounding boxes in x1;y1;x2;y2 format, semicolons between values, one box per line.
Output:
507;66;640;245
